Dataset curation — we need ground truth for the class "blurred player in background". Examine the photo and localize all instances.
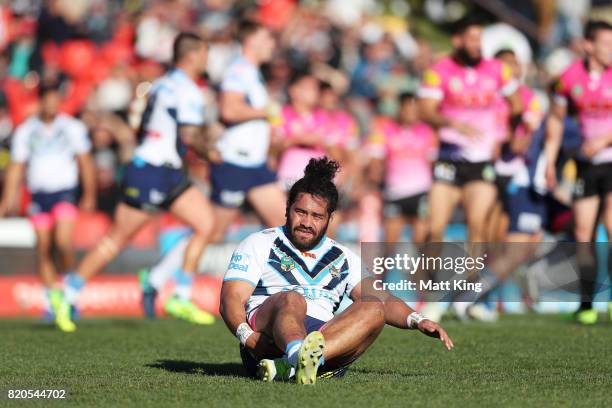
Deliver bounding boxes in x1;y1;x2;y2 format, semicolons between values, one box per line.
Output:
219;158;453;384
418;16;524;243
209;20;286;240
0;83;96;319
52;32;216;332
365;92;436;244
545;20;612;325
139;22;287;315
275;72;327;190
317;82;359;236
492;48;545;244
487;49;544;243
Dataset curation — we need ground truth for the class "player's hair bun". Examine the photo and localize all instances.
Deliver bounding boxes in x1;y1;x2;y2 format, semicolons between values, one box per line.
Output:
303;157;340;184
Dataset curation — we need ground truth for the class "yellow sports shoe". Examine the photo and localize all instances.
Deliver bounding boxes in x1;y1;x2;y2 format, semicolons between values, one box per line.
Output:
54;298;76;333
576;309;598;325
164;297;215;325
295;331;325;385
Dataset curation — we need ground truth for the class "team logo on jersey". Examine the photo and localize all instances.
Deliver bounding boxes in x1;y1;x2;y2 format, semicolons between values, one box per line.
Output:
450;77;462;92
280;255;295;272
330;265;341;279
571;85;583;98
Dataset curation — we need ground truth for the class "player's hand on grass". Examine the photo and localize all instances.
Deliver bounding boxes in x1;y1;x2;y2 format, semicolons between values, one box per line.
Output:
417;319;454;351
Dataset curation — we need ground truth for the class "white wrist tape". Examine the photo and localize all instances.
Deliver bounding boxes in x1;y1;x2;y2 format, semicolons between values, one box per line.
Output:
407;312;425;329
236;322;255;346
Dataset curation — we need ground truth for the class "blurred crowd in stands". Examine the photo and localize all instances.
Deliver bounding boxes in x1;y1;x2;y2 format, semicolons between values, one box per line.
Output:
0;0;610;239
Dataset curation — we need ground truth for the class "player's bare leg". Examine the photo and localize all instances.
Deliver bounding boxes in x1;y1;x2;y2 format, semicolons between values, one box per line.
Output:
211;206;240;243
423;183;460;321
463;181;497;242
603;193;612;321
34;226;63;317
247;182;287;227
427;183;461;242
253;291;325;383
34;228;56;289
410;216;428;244
486;202;508;242
318;300;385;368
252;291;308;349
165;186;215;324
573;195;600;324
54;218;76;272
78;204;152;280
384;216;405;243
54;203;151;332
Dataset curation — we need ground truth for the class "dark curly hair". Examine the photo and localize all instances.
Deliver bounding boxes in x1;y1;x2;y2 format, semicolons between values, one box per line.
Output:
286;157;340;216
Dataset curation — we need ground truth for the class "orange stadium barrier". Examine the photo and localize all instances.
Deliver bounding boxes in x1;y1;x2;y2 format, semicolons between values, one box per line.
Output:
0;275;222;318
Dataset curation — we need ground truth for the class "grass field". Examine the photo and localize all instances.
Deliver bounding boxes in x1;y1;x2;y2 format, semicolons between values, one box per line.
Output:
1;314;611;407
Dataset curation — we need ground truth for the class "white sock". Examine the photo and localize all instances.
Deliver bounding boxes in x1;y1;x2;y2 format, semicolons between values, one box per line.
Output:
174;269;193;301
149;235;190;291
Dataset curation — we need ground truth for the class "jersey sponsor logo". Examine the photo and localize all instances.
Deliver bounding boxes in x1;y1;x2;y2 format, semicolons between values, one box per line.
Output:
301;251;316;259
229;252;249;272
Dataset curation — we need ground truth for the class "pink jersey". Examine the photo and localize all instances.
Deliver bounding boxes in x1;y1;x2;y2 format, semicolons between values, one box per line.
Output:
554;60;612;164
366;117;437;200
276;105;327;188
494;85;544;176
496;85;543;142
418;56;518;162
318;109;359;150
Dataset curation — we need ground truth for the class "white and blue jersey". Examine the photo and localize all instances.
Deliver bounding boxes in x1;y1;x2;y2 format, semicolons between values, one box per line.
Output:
134;68;205;169
223;227;362;322
217;55;270;167
11;114;90;193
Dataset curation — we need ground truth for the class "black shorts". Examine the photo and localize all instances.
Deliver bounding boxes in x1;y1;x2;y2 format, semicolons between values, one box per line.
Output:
574;161;612;200
383;192;428;219
495;175;512;213
433;160;496;187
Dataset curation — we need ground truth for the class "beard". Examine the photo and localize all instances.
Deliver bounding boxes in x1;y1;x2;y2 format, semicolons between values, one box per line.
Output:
285;219;329;252
454;47;482;67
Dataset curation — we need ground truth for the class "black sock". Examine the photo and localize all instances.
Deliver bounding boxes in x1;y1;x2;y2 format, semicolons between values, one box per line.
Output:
577;244;597;311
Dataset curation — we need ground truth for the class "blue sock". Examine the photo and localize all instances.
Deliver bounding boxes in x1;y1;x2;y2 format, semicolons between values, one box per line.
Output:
64;272;85;305
174;270;193;301
284;340;302;368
